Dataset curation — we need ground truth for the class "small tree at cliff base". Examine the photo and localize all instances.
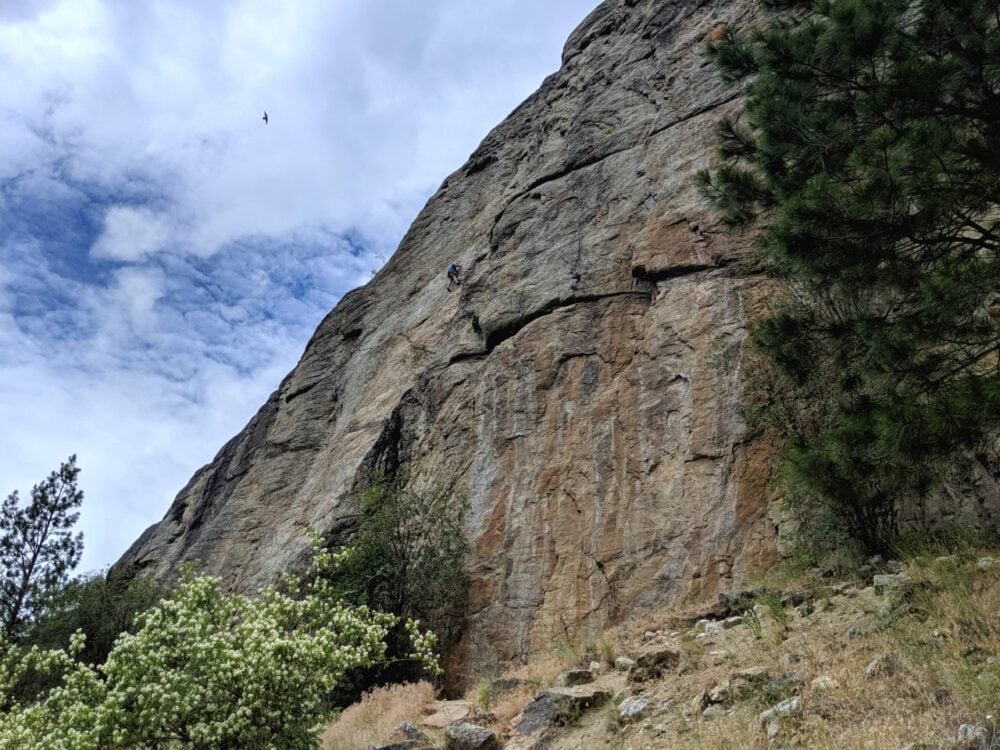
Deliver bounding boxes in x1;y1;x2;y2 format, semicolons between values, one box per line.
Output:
699;0;1000;552
323;472;469;700
0;456;84;637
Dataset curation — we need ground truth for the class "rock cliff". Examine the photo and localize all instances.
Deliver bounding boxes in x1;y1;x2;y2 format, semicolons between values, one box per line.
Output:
119;0;780;676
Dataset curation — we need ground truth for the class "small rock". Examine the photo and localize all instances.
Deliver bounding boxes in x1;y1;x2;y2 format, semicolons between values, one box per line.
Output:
868;554;885;566
709;650;730;666
628;646;681;683
864;653;899;680
885;560;905;573
690;690;709;715
708;679;731;704
956;722;993;748
704;621;725;636
977;557;1000;572
733;666;770;682
444;722;501;750
766;672;804;694
986;655;1000;666
766;719;780;743
555;668;593;687
374;741;429;750
702;704;726;720
391;722;431;743
722;616;744;629
643;629;660;642
614;656;635;671
810;676;840;691
618;696;649;723
758;696;801;724
808;566;832;579
589;660;603;674
782;653;802;668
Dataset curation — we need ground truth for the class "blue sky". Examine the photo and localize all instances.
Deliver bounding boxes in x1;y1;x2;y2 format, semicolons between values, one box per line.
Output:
0;0;597;571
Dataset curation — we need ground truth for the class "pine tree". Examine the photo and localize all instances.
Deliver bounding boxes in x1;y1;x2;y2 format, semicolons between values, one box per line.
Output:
699;0;1000;551
0;456;84;637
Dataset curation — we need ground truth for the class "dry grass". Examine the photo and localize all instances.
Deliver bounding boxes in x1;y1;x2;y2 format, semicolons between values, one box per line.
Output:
321;681;435;750
322;550;999;750
490;684;539;728
579;547;1000;749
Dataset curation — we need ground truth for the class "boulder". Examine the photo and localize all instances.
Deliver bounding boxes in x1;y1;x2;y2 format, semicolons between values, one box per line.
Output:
628;646;681;683
444;723;501;750
956;722;993;749
810;676;840;691
614;656;636;672
554;668;593;687
512;686;611;735
758;696;802;725
977;557;1000;572
618;696;649;723
421;700;472;729
708;680;731;704
863;653;899;680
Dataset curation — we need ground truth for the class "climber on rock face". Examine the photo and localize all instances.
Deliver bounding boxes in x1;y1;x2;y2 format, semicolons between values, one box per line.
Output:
447;261;462;291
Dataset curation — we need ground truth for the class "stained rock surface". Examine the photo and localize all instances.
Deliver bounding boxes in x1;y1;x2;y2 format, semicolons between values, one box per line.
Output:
118;0;781;679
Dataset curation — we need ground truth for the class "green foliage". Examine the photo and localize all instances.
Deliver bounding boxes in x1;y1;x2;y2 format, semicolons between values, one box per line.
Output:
24;568;167;663
742;607;763;639
9;568;168;704
700;0;1000;552
321;473;468;701
757;591;787;625
0;541;439;749
0;456;84;637
328;473;469;639
476;678;492;713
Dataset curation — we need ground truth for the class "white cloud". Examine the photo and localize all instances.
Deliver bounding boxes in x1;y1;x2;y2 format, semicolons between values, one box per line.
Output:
0;0;597;572
91;207;171;261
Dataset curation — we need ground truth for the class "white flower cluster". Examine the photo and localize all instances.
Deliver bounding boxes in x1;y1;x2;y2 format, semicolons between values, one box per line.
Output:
0;540;441;749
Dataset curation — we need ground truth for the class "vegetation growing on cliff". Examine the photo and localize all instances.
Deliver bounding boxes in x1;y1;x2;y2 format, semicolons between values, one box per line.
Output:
699;0;1000;552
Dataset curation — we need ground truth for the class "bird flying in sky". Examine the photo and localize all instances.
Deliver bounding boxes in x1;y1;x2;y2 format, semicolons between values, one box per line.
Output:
263;111;268;124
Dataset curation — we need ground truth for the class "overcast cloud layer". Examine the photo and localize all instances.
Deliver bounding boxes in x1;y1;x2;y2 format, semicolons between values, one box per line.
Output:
0;0;597;571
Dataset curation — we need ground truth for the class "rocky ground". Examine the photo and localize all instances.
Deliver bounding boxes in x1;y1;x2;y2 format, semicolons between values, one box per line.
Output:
327;549;1000;750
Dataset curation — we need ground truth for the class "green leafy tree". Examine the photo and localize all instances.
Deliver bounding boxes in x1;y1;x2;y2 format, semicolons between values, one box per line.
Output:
0;456;84;636
331;473;469;635
0;542;439;749
699;0;1000;552
323;473;468;700
23;567;167;666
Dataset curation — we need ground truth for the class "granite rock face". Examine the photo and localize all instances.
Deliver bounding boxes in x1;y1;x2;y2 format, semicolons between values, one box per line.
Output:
119;0;780;678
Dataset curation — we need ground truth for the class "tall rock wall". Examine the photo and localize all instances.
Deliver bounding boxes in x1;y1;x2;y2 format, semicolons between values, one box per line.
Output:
119;0;780;676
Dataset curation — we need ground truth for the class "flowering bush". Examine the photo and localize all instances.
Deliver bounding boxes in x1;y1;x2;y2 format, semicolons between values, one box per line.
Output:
0;542;439;749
